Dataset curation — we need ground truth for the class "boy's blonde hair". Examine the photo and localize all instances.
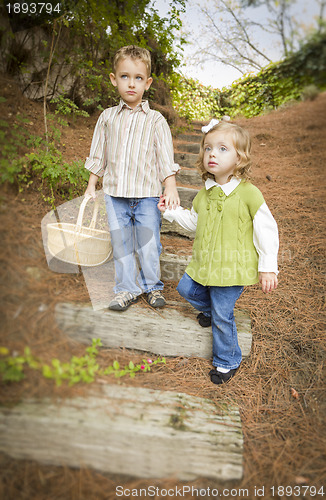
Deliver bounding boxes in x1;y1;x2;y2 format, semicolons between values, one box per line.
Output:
112;45;151;77
196;121;252;182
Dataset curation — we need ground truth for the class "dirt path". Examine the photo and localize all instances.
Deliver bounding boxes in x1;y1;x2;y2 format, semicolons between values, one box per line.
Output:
0;78;325;498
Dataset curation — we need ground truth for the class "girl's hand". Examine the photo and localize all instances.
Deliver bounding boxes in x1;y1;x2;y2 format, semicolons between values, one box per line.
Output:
259;272;278;293
157;195;166;212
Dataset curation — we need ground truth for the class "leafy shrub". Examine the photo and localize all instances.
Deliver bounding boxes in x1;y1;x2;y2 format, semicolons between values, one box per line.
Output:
50;95;90;126
10;144;89;206
0;109;89;207
169;74;220;121
300;84;320;101
169;31;326;121
216;32;326;118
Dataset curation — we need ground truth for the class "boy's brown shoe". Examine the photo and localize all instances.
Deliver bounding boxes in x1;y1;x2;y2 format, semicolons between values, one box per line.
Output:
146;290;166;308
108;291;138;311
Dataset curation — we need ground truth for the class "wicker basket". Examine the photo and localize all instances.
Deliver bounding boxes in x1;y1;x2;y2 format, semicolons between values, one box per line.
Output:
47;196;112;267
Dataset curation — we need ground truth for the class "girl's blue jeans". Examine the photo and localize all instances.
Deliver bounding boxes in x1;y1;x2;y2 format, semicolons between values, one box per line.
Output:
177;273;244;370
105;195;163;295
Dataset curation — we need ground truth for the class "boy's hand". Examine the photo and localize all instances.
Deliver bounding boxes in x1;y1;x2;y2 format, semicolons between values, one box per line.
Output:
163;175;180;209
259;272;278;293
163;187;180;209
84;186;96;199
157;195;166;212
84;173;99;199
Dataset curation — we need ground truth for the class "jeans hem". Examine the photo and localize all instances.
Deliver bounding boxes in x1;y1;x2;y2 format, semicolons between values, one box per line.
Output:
145;286;164;293
213;362;241;370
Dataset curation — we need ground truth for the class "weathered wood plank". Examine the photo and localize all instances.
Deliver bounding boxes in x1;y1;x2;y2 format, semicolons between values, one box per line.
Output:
176;167;202;187
174;152;197;168
177;186;199;208
55;302;252;360
177;142;200;154
176;133;202;143
0;385;243;481
161;219;196;238
160;252;192;281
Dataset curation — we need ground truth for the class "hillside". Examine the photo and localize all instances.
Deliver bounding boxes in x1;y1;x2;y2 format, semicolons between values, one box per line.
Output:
0;75;325;498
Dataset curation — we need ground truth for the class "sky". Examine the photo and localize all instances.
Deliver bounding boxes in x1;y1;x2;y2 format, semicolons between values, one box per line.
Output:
152;0;323;89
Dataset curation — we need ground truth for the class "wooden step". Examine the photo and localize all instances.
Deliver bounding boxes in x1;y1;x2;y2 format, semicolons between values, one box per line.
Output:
176;167;202;187
177;133;202;143
175;152;197;168
176;142;200;154
161;218;195;238
161;252;192;281
0;384;243;481
175;186;199;208
55;302;252;359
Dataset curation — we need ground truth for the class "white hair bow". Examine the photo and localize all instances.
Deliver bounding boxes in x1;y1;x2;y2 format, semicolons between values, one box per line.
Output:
201;119;219;134
201;116;231;134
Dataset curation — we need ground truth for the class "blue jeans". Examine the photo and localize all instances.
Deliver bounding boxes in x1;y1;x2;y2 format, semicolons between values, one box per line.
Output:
105;195;163;295
177;273;244;370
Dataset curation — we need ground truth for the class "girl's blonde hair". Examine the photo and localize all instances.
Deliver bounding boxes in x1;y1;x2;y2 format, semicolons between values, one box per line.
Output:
113;45;151;77
196;121;252;182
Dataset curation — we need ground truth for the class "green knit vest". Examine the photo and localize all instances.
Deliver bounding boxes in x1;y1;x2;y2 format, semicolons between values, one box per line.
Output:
186;181;265;286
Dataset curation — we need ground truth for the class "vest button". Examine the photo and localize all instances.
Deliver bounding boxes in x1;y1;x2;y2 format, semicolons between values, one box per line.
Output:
217;204;222;211
219;192;224;197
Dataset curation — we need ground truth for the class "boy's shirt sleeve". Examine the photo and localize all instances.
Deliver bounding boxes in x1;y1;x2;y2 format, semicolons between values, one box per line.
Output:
155;116;180;181
85;112;107;177
253;202;279;274
163;206;198;232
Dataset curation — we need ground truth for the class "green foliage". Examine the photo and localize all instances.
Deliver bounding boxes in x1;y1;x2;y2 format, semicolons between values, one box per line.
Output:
39;0;187;112
0;113;36;184
1;140;89;208
170;31;326;120
169;74;220;121
217;31;326;118
15;145;89;205
300;84;320;101
51;95;90;121
0;112;89;207
0;340;166;387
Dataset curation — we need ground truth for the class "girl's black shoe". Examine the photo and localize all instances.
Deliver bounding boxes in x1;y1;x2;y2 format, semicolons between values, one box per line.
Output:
209;367;238;385
197;312;212;327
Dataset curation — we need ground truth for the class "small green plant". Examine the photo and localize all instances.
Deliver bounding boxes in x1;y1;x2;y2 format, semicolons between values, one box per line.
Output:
0;340;166;387
51;95;90;123
1;127;90;208
0;115;36;185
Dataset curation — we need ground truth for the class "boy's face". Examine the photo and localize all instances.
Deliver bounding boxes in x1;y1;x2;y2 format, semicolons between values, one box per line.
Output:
110;57;152;109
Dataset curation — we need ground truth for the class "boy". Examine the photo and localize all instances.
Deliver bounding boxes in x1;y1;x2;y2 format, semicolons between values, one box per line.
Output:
84;45;180;311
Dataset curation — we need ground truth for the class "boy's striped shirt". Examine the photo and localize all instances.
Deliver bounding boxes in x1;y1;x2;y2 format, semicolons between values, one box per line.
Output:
85;100;180;197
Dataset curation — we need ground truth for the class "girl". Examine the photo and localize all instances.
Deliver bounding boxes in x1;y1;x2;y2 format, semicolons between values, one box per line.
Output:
158;119;279;385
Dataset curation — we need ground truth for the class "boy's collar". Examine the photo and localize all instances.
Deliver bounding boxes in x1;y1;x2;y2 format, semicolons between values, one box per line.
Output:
118;99;150;114
205;176;241;195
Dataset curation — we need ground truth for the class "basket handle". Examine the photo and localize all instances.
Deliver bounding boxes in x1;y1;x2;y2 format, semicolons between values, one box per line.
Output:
76;195;100;232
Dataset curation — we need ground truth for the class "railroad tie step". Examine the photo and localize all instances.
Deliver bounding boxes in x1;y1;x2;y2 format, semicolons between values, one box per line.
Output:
54;302;252;359
0;385;244;481
174;151;198;169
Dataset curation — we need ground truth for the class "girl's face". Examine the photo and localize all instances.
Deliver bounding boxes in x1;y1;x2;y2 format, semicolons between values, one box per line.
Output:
203;130;239;185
